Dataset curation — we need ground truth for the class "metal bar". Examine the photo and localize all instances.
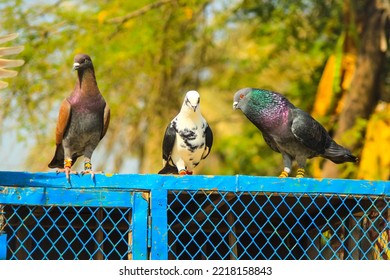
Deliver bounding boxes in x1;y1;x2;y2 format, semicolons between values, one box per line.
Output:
131;192;149;260
150;189;168;260
0;233;6;260
0;187;133;208
0;171;388;195
0;205;4;232
127;209;133;260
0;204;5;259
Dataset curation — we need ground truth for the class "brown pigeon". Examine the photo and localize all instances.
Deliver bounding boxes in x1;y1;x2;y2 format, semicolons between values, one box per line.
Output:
48;54;110;181
0;33;24;89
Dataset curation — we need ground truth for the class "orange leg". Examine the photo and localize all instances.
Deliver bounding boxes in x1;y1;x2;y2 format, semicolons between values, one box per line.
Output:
81;160;104;179
56;158;77;182
179;169;187;175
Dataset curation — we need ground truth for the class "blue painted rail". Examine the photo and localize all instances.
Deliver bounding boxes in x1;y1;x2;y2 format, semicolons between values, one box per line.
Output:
0;171;389;260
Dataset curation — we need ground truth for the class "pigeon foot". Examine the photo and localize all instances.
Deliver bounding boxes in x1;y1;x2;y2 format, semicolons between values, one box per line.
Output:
81;169;104;179
296;168;305;178
56;167;78;182
186;170;193;175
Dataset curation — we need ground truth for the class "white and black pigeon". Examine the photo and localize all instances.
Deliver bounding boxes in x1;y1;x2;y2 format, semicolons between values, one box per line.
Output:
158;90;213;175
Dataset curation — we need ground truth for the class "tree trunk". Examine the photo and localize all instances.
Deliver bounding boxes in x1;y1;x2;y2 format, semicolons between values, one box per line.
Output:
322;0;389;178
139;3;209;173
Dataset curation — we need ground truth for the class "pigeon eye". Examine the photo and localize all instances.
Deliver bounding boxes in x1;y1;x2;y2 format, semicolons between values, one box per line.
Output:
239;94;244;99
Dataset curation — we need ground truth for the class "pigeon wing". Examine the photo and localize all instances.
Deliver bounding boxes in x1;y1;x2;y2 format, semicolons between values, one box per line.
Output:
55;98;72;145
101;103;110;139
290;108;329;154
162;123;176;162
202;124;213;159
263;133;280;153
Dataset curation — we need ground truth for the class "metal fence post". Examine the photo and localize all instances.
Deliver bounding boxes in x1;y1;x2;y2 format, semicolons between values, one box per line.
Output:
131;192;149;260
150;189;168;260
0;205;6;260
0;233;6;260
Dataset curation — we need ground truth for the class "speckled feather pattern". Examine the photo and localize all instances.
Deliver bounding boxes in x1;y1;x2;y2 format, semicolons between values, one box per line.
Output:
170;114;207;169
159;90;213;174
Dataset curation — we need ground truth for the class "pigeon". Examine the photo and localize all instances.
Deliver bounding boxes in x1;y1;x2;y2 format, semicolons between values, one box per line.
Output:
0;33;24;89
48;54;110;181
233;87;358;178
159;90;213;175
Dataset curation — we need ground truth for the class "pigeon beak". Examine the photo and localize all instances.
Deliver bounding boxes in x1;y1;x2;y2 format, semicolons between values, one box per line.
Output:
192;105;197;112
72;62;80;71
233;101;239;110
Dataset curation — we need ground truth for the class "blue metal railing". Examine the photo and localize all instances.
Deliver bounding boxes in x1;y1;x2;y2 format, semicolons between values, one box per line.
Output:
0;171;389;260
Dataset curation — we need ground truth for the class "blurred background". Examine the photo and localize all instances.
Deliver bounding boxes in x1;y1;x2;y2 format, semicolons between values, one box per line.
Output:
0;0;389;179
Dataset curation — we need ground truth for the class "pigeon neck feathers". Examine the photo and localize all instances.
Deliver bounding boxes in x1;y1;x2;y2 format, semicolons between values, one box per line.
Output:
179;90;201;118
243;88;293;132
75;67;99;96
70;54;100;99
68;58;104;110
250;89;291;110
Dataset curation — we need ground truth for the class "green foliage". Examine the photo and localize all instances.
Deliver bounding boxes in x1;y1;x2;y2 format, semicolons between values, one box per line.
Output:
1;0;354;176
213;124;281;176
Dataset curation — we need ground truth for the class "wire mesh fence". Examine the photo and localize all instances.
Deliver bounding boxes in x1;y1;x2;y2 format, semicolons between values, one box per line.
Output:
167;191;389;260
3;205;132;260
0;173;389;260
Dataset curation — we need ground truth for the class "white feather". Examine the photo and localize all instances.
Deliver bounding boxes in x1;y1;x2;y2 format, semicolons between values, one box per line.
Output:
170;91;209;173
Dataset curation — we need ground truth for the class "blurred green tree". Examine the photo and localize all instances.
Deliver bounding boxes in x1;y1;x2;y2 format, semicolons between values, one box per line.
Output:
0;0;388;178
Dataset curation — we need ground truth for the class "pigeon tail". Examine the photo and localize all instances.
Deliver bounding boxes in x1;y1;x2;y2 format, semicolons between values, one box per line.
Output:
48;143;78;168
323;141;358;164
158;163;179;175
48;144;65;168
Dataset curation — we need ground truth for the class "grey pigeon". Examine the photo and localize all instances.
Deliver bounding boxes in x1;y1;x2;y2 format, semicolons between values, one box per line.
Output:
233;87;358;178
48;54;110;180
0;33;24;89
159;90;213;175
